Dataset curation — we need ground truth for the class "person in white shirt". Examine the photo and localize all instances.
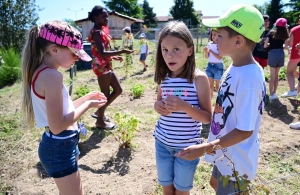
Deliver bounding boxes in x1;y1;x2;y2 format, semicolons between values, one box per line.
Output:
175;5;266;194
136;33;148;71
203;28;224;98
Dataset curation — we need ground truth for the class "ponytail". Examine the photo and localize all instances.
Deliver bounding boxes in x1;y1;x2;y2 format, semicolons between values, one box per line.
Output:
21;26;51;127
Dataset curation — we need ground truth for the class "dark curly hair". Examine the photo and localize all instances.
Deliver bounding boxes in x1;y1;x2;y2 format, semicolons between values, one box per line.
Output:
88;5;107;23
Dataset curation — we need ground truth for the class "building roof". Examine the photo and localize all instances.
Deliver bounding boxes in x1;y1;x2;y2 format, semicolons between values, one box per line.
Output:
156;16;173;22
75;11;144;24
202;16;219;19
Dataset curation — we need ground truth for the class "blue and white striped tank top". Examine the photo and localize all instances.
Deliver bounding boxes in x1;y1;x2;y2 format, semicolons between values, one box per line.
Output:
154;76;202;149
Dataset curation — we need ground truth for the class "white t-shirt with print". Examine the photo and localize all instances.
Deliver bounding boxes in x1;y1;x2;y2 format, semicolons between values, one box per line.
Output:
205;63;266;180
207;42;222;63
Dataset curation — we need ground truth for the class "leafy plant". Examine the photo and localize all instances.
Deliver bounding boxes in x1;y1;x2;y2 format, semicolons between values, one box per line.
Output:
265;73;270;82
106;113;140;148
0;47;21;88
279;67;287;80
74;85;90;99
130;84;145;99
123;53;132;76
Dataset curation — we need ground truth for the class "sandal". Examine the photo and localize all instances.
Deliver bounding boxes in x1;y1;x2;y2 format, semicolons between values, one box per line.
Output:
91;114;110;122
95;123;118;130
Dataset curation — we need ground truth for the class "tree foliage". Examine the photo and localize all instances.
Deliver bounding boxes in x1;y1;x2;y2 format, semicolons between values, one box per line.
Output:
63;19;82;33
266;0;284;25
141;0;157;28
284;0;300;25
102;0;143;19
170;0;200;26
0;0;40;52
253;2;270;15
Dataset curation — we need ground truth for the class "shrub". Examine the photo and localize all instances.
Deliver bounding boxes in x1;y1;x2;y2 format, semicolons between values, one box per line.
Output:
106;113;140;148
74;85;90;99
130;84;145;99
0;47;21;88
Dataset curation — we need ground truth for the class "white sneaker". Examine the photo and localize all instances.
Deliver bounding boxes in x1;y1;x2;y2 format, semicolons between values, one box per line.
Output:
289;122;300;130
269;93;278;101
281;90;297;97
295;83;298;89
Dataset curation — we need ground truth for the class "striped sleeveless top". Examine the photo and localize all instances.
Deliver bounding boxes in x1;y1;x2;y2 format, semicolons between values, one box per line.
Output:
154;76;202;149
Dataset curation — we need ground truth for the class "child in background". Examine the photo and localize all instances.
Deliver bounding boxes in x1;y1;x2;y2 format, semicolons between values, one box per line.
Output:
175;5;266;194
153;21;212;195
87;6;134;129
136;33;148;71
203;28;224;98
264;18;289;100
21;20;107;194
122;26;134;64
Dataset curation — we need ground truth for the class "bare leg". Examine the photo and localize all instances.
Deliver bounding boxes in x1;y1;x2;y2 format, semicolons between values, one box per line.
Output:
273;67;280;94
55;157;83;195
162;184;175;195
269;67;277;95
95;72;122;128
140;60;147;70
175;189;190;195
287;60;298;90
208;77;214;99
209;175;217;192
215;80;220;92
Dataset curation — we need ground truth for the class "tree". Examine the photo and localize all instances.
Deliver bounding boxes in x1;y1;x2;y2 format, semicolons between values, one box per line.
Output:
63;19;82;33
253;2;270;15
170;0;200;26
284;0;300;25
141;0;157;28
0;0;40;52
266;0;284;25
102;0;143;19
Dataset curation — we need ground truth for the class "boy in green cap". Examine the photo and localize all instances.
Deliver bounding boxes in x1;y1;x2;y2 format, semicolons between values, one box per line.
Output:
175;4;266;194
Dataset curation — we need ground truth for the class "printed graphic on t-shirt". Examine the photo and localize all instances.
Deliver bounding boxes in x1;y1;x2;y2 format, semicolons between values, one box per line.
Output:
211;73;266;136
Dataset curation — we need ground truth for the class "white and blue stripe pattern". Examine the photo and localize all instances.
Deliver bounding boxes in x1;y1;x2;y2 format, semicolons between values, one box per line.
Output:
154;77;202;149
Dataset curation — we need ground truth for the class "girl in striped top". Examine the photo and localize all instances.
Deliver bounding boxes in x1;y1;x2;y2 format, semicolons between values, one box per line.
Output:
153;21;212;195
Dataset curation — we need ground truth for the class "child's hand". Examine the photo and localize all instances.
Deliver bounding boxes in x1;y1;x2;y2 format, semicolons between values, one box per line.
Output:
175;144;204;160
164;95;186;112
88;99;107;108
86;91;107;101
113;56;123;62
154;100;171;116
203;46;209;53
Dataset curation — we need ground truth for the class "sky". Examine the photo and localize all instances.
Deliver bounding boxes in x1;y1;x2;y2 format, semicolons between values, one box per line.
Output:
35;0;290;24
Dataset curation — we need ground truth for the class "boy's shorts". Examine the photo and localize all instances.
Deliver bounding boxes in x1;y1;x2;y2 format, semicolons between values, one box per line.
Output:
38;129;80;178
140;53;147;61
205;63;224;80
253;56;268;68
155;139;200;191
212;165;250;195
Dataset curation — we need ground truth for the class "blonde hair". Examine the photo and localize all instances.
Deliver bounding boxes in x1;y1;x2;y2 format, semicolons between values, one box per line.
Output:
21;26;53;127
154;21;195;84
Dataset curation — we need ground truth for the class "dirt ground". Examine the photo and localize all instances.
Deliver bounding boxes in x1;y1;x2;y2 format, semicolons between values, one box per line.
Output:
2;70;300;195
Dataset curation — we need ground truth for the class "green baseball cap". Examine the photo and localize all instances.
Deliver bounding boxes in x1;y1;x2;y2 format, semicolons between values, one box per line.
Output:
202;4;264;43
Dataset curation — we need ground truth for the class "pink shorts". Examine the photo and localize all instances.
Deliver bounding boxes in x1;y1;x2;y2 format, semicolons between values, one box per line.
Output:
288;58;300;65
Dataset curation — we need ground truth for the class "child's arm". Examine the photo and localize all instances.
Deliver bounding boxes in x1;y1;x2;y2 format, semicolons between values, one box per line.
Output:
154;84;171;116
203;46;209;59
92;32;133;59
44;70;107;134
73;91;107;108
209;49;223;60
136;49;141;55
164;71;212;123
264;37;269;48
175;129;253;160
146;43;148;57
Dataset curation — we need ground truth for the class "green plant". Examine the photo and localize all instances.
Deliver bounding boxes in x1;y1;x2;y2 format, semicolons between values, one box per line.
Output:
0;47;21;88
74;85;90;99
265;73;270;82
279;67;287;80
106;113;140;148
123;53;132;76
130;84;145;98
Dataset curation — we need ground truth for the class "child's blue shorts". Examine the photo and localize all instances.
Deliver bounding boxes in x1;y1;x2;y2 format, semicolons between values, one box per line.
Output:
38;129;80;178
155;139;200;191
205;62;224;80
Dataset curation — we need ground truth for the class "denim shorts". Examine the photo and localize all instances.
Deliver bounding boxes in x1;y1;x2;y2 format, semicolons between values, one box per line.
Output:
268;49;284;67
205;62;224;80
38;130;80;178
140;53;147;61
155;139;200;191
